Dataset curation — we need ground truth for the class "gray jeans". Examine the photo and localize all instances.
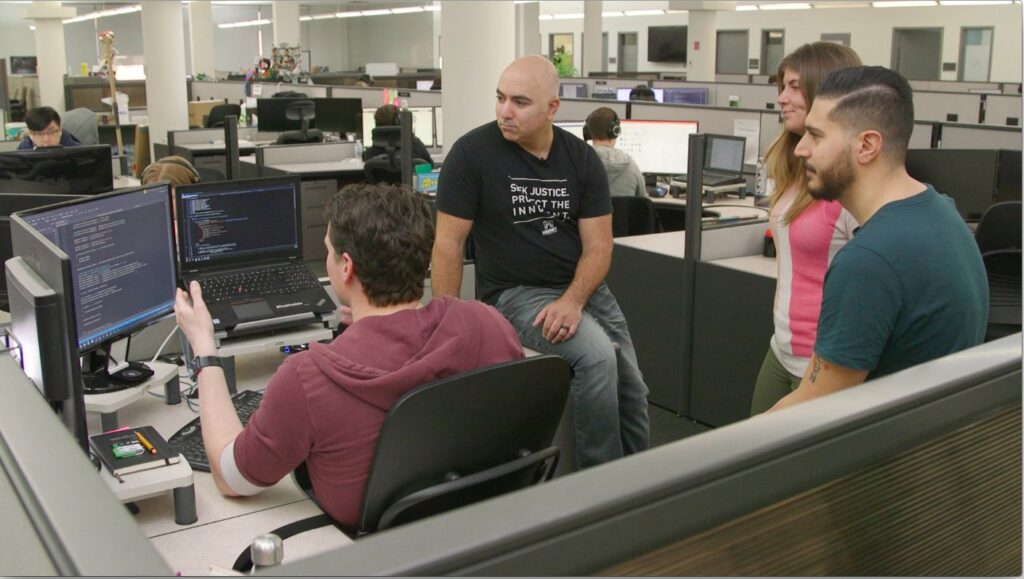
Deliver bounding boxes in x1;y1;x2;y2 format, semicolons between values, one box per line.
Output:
494;283;650;469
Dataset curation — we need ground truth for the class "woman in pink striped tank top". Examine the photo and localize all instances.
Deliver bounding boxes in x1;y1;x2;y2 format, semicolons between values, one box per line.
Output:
750;43;863;416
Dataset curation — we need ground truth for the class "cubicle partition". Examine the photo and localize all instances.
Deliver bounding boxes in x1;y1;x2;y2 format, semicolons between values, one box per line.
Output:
707;82;778;110
940;124;1023;150
909;79;1002;94
282;335;1021;575
909;121;937;149
188;80;245;103
913;90;984;124
983;94;1022;127
555;98;627;122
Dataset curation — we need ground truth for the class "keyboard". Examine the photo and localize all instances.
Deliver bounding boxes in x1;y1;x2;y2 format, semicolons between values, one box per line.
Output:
198;263;321;303
167;389;264;472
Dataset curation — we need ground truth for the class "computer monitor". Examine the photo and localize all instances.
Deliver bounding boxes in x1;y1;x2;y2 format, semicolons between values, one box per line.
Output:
555;121;586;141
362;107;435;148
0;193;83;308
0;145;114;195
905;149;999;221
616;87;664;103
311;97;362;136
256;97;307;132
7;221;86;450
617;120;699;175
560;83;588;99
663;87;710;105
704;134;746;173
416;80;434;90
17;183;178;392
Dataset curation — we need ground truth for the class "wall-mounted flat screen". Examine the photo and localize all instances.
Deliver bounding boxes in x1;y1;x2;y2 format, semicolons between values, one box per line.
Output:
648;26;687;63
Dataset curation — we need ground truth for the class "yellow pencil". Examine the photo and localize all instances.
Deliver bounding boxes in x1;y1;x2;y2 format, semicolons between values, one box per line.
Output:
135;430;157;454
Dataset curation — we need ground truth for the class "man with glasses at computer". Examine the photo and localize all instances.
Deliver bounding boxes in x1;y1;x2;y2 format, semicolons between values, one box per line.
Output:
18;106;82;150
173;184;523;526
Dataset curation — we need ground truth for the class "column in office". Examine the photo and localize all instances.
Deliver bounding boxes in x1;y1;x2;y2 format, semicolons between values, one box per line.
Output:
431;2;442;68
25;2;75;113
188;1;216;80
141;1;189;157
515;2;540;58
685;10;718;82
272;1;300;48
440;1;515;147
583;1;603;77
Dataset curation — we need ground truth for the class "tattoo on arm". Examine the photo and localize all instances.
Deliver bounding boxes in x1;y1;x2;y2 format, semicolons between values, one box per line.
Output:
809;357;823;383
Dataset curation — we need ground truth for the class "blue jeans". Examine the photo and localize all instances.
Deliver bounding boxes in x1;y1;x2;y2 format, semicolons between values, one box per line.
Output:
494;283;650;469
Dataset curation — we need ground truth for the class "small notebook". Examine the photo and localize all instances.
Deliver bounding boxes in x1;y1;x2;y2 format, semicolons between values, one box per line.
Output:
89;425;180;477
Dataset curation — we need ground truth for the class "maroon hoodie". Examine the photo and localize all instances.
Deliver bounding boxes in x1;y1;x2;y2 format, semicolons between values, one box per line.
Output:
231;296;524;527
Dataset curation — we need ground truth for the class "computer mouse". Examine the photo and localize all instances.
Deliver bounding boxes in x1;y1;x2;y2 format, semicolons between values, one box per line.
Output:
120;368;143;379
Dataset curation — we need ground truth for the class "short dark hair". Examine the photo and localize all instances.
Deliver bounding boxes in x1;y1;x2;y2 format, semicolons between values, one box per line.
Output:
817;66;914;163
324;183;434;307
24;106;61;131
629;85;657;102
585;107;619;141
374;104;400;126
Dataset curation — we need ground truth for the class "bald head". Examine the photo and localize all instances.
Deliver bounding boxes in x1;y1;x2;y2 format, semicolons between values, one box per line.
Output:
495;55;561;149
501;55;559;101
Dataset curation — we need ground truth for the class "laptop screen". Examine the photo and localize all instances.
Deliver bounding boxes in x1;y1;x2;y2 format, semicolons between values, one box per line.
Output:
704;135;746;174
175;176;302;270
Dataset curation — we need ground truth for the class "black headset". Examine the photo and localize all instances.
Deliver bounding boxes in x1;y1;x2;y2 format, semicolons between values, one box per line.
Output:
585;109;621;140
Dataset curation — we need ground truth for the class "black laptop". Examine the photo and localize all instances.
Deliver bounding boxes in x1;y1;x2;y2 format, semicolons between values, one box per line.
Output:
700;134;747;187
175;175;335;337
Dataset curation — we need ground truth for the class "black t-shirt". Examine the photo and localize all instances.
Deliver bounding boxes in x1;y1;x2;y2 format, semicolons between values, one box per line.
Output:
437;122;611;304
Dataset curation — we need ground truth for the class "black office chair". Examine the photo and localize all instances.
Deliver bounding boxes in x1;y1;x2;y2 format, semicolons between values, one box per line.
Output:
271;90;308;98
231;355;572;572
274;100;323;145
974;201;1022;341
363;126;428;185
655;204;721;232
204;104;241;128
611;196;663;237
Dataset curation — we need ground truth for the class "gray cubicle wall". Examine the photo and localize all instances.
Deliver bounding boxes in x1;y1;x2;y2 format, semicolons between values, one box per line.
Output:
282;335;1022;576
327;86;441;110
909;121;936;149
0;355;171;575
710;83;778;110
941;124;1023;150
984;94;1022;127
909;79;1002;93
913;91;983;124
189;80;246;102
555;98;627;123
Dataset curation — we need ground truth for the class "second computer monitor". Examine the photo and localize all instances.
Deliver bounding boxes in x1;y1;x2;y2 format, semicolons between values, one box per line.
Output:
617;120;699;175
663;87;710;105
704;134;746;173
0;145;114;196
616;87;665;103
554;121;586;141
17;183;178;352
311;98;362;136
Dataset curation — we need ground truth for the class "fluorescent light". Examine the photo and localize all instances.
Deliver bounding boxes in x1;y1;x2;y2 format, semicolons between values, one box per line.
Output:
872;0;935;6
552;12;584;19
311;13;336;19
335;10;361;18
63;4;142;24
812;2;870;7
624;9;665;15
217;18;271;29
939;0;1009;4
391;6;424;14
736;4;759;10
759;2;812;9
602;10;625;16
299;15;312;21
423;4;441;11
360;9;391;16
538;14;554;20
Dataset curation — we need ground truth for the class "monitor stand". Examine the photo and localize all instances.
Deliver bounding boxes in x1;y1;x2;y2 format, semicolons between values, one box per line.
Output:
81;337;155;394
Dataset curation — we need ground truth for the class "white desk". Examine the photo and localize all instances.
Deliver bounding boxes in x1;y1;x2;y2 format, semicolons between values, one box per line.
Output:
267;158;364;174
710;254;777;279
653;195;770;221
84;361;180;431
84;350;354;575
179;140;258;152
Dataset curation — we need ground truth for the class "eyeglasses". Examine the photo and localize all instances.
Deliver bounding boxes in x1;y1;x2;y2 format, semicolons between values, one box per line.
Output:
29;128;61;139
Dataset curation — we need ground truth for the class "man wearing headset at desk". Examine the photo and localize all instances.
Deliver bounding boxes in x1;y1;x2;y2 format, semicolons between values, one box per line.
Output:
431;55;650;470
585;107;646;198
173;184;523;527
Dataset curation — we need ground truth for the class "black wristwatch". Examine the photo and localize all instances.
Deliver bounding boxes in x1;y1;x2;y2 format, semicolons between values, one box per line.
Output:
190;355;224;380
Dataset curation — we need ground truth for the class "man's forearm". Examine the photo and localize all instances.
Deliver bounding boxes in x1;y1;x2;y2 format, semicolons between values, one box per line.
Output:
562;244;611;307
198;367;245;496
430;240;464;298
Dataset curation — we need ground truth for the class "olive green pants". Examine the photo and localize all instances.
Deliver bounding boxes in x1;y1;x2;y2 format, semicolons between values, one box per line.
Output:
750;348;803;416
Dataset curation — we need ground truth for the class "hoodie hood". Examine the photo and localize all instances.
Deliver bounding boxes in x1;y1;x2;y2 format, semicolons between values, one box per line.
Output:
594;145;637;190
306;296;522;411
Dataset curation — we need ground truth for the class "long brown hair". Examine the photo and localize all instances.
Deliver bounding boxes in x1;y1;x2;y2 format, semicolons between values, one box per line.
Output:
766;42;862;224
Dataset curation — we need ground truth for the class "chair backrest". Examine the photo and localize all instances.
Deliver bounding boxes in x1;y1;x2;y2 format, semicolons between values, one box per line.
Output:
611;196;662;237
61;107;99;146
357;355;571;534
371;125;402;150
284;100;316;123
975;201;1022;256
205;104;241;128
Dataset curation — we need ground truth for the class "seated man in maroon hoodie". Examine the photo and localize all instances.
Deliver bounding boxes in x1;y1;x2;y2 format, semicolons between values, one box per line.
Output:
174;183;524;527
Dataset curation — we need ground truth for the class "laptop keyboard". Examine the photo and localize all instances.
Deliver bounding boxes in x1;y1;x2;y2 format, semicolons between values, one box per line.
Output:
199;263;321;303
168;389;264;472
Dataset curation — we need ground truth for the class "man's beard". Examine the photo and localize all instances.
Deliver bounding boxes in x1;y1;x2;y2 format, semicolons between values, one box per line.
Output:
808;150;854;201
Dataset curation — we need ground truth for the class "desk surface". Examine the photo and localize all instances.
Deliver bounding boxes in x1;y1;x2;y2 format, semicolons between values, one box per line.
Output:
178;140;258;151
269;158;364;174
709;255;778;279
615;230;686;258
84;350;353;574
653;195;770;221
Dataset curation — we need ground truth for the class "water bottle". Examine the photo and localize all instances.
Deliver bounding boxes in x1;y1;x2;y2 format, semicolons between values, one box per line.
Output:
755;156;767;197
354;140;364;157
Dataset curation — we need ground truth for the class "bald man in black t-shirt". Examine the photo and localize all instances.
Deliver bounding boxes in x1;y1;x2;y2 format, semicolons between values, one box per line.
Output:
431;55;650;470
